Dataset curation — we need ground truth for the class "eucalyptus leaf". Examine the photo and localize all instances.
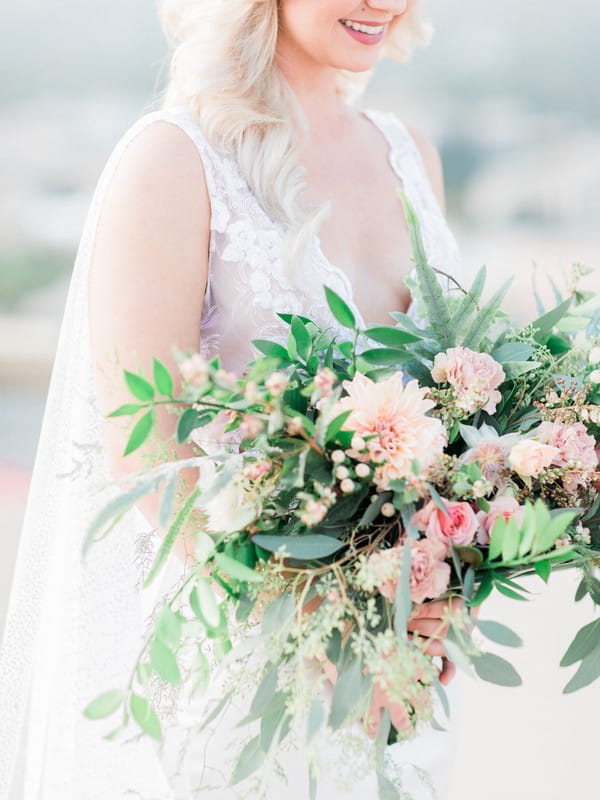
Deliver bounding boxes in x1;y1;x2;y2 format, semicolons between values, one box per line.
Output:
560;618;600;667
250;665;279;718
393;537;412;637
307;698;325;744
230;735;265;785
252;533;344;560
328;657;363;729
476;620;523;648
473;652;522;686
563;647;600;694
83;689;124;720
130;693;162;740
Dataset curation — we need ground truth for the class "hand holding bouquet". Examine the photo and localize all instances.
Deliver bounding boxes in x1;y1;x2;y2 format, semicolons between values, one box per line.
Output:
83;196;600;798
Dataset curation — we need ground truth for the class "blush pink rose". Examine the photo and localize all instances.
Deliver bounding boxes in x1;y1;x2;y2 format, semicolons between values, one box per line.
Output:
537;421;598;469
408;538;451;604
431;346;505;415
476;495;524;545
367;538;450;604
413;499;478;555
508;439;559;477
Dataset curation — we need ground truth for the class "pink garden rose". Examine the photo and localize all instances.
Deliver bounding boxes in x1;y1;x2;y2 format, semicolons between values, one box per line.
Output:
476;495;525;545
431;346;505;415
413;499;478;556
366;538;450;605
536;421;598;490
408;538;451;604
332;373;447;489
508;439;559;478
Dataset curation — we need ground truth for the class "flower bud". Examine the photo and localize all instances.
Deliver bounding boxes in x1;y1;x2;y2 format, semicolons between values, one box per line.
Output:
335;465;350;480
340;478;355;494
381;502;396;518
355;463;370;478
331;449;346;464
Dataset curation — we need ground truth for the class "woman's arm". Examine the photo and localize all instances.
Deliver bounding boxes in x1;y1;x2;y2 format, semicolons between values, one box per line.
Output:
88;119;211;565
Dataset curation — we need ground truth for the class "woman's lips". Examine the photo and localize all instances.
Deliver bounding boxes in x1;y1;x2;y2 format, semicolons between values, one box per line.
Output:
339;19;386;46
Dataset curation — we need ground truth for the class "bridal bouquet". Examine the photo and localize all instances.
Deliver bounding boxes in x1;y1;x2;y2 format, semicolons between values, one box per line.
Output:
83;196;600;798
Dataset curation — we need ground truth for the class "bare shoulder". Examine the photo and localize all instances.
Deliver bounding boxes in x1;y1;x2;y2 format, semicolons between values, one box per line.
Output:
105;117;210;221
404;123;446;215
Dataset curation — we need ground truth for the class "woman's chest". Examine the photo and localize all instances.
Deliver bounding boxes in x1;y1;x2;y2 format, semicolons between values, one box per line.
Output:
302;137;414;325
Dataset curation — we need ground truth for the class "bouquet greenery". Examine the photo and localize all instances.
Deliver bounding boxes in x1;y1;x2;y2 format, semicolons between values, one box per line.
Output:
83;196;600;798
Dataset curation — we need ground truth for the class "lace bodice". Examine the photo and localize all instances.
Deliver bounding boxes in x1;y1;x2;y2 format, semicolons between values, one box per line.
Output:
137;106;462;372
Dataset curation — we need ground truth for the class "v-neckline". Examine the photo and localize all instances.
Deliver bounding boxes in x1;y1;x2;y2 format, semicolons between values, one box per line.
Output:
312;108;417;330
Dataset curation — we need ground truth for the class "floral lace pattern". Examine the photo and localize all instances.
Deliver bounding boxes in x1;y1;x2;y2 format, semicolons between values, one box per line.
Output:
157;106;462;374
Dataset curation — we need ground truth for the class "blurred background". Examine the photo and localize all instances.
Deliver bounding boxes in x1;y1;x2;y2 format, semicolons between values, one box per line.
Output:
1;0;599;797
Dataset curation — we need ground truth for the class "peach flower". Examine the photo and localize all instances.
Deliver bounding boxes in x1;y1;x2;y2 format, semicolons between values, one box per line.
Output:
476;495;524;545
332;373;447;489
413;499;478;555
432;346;505;415
508;439;559;478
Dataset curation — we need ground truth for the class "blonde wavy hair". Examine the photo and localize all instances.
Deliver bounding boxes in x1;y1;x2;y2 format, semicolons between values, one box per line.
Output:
157;0;433;276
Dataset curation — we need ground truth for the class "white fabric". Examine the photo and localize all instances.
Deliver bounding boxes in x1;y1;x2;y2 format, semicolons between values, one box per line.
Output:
0;104;462;799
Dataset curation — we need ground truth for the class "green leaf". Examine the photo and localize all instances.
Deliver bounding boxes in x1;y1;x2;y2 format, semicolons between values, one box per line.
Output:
291;316;312;362
563;647;600;694
453;545;484;569
150;639;182;684
329;656;363;729
261;592;296;636
393;537;412;637
377;771;400;800
123;409;155;456
153;358;174;397
230;735;265;785
130;694;162;740
488;515;507;561
491;342;534;362
325;410;352;443
324;285;356;329
534;559;552;583
364;326;420;347
469;573;493;607
83;690;124;720
398;190;454;348
156;606;182;648
107;403;143;418
560;619;600;667
260;691;288;751
124;370;155;402
251;339;290;360
358;348;412;366
494;582;528;602
250;665;279;717
461;280;512;350
176;408;214;444
190;578;222;630
473;652;522;686
307;699;325;744
531;298;571;342
215;552;262;584
501;517;520;562
325;628;342;663
143;487;200;587
158;472;178;529
476;620;523;648
451;265;487;337
251;534;344;560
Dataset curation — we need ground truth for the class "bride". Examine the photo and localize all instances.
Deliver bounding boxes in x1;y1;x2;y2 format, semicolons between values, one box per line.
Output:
0;0;465;797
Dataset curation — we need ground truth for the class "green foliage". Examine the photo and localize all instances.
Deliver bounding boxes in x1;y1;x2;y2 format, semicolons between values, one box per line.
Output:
561;618;600;693
83;690;124;720
144;487;201;587
473;652;522;686
153;358;174;397
251;533;344;560
130;694;161;740
124;370;155;402
324;285;356;329
123;409;155;455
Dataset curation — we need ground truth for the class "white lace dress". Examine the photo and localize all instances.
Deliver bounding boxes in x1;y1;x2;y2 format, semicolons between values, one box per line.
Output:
0;105;463;800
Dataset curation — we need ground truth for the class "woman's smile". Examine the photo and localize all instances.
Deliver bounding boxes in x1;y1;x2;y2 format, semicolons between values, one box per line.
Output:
339;18;387;45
